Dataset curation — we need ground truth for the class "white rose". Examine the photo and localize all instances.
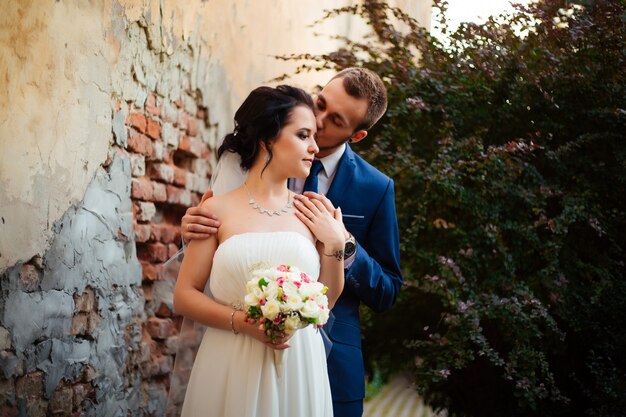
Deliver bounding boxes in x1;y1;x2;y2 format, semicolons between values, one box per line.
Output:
263;281;279;300
244;292;259;307
252;286;264;300
318;307;330;325
299;282;318;298
284;294;304;312
310;281;325;294
281;281;299;297
269;269;286;279
284;315;302;334
300;300;321;319
261;299;280;320
316;294;329;310
246;277;260;293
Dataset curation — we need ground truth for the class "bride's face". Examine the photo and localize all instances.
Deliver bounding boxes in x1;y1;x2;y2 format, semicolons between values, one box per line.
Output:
268;105;318;179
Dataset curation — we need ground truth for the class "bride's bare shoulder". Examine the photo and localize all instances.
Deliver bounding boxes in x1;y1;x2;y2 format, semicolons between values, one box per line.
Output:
199;187;244;218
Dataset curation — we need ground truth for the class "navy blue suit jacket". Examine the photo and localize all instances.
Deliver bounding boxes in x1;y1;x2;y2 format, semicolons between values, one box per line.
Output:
324;145;403;403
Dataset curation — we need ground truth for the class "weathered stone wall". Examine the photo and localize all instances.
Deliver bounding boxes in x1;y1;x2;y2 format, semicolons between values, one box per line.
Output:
0;1;431;416
1;153;144;416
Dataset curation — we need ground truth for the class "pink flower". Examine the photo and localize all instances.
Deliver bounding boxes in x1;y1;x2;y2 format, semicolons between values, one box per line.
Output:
293;281;301;288
273;317;282;324
259;299;266;306
276;278;286;286
277;265;290;272
301;273;311;283
282;294;288;301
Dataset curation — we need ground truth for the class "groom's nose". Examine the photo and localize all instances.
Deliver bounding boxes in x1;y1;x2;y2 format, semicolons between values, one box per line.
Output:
315;111;325;131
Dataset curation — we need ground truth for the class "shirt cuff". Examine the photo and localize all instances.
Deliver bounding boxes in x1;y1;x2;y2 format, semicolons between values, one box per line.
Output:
343;248;356;270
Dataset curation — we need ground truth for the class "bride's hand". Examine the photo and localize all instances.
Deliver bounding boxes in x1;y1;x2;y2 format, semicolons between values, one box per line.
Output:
237;316;294;350
302;192;350;239
293;193;345;251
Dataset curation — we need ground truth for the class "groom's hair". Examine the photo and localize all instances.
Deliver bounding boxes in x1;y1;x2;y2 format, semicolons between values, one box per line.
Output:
218;85;314;171
330;68;388;131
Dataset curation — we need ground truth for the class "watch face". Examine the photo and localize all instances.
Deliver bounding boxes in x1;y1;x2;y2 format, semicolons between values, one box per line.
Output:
344;240;356;257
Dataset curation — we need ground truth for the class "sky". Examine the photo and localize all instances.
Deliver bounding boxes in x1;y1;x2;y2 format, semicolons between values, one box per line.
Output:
431;0;531;38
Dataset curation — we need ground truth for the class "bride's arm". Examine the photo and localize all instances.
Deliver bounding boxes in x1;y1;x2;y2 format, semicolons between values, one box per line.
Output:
317;240;345;309
293;194;345;308
174;199;292;349
173;234;233;328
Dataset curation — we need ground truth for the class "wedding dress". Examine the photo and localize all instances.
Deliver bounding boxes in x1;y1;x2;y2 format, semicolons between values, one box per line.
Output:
180;231;333;417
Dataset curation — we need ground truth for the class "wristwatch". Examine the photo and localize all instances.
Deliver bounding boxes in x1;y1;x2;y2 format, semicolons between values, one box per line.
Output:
344;233;357;258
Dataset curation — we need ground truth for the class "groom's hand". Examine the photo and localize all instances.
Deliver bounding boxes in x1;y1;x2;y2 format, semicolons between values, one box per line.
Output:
181;189;220;242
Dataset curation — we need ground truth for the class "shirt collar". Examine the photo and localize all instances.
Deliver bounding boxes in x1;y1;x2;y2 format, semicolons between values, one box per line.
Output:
317;143;346;177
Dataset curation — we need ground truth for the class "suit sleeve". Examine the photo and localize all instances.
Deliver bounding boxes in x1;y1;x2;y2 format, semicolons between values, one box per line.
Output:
344;179;403;313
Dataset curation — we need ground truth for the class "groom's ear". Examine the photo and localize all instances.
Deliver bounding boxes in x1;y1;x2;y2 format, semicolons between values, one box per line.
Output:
349;130;368;144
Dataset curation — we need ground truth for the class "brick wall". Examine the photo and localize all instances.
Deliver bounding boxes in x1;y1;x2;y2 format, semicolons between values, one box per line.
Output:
125;91;211;414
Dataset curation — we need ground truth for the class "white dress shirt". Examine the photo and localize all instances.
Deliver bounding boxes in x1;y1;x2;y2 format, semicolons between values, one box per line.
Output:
291;143;346;195
290;144;356;268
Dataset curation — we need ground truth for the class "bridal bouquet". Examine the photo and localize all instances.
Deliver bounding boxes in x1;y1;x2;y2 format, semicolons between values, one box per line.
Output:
244;264;330;338
244;264;330;372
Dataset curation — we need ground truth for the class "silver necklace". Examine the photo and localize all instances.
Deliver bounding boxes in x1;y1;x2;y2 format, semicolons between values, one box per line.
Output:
244;183;293;217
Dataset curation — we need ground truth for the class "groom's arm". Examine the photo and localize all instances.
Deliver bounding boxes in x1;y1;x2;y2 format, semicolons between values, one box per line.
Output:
181;150;247;244
180;189;221;243
345;180;402;313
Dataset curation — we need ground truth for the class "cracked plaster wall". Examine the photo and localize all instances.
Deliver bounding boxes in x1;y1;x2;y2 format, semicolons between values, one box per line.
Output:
0;0;113;271
1;154;144;416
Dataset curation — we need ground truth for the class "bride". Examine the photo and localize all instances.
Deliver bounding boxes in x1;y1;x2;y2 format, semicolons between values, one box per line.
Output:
173;85;345;417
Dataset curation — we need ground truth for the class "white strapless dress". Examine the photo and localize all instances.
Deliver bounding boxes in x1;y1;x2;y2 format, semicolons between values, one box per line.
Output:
180;232;333;417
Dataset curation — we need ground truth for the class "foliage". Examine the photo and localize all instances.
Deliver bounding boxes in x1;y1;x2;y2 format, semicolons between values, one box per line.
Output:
280;1;626;416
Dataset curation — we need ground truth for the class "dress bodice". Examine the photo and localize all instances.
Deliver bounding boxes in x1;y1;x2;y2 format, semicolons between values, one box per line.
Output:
209;231;320;307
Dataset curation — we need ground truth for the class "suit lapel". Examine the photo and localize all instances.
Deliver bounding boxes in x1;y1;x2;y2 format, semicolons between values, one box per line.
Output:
326;145;356;205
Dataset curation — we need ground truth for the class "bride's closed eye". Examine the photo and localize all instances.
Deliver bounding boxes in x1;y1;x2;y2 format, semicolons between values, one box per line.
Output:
297;130;313;140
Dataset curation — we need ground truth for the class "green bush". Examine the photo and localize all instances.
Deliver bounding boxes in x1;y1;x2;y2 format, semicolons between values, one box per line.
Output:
282;1;626;416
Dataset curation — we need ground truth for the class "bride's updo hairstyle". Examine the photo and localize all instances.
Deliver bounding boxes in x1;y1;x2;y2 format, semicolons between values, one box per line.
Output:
218;85;314;171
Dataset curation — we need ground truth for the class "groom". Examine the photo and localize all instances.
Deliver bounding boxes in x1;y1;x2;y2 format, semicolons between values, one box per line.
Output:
181;68;402;417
